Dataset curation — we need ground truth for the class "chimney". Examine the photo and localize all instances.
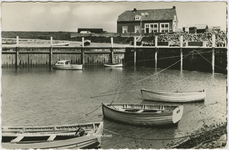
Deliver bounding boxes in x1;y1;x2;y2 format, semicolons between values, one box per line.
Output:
173;6;176;9
132;8;137;13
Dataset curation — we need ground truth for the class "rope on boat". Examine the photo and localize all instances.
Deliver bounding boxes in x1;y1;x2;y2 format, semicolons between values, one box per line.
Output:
85;104;102;116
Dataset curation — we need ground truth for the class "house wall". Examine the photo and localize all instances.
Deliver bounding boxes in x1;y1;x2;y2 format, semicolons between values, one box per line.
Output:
117;20;173;33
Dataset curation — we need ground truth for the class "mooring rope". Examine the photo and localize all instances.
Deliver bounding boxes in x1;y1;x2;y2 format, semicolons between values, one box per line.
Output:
194;50;227;71
132;50;195;85
90;88;140;98
85;104;102;116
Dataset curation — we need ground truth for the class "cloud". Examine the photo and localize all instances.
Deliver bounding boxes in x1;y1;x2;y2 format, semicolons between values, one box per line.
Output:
30;5;46;14
50;5;70;15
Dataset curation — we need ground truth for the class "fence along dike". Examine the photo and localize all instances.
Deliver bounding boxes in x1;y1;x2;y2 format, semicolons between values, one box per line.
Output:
1;35;227;74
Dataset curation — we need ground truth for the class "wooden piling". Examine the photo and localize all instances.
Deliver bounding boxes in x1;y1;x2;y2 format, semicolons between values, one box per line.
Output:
155;48;158;69
15;47;19;69
49;46;53;68
155;36;158;47
134;37;137;67
110;48;114;64
155;36;158;69
82;37;84;47
16;36;19;45
111;37;114;64
212;34;215;73
50;37;53;45
180;35;183;71
81;48;84;64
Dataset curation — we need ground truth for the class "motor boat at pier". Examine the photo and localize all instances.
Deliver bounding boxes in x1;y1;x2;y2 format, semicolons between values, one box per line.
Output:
52;60;83;70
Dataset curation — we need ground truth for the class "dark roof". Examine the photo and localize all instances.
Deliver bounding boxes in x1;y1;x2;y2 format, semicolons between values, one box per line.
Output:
117;7;177;22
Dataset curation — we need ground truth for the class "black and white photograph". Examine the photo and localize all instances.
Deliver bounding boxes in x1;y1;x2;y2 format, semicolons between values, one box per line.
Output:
1;1;227;149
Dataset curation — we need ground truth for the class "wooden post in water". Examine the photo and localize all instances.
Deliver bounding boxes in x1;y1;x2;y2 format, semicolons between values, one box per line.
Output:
15;47;19;69
155;36;158;69
50;37;53;45
82;37;84;47
81;48;84;64
81;37;84;64
110;37;114;64
212;34;215;73
134;37;137;67
16;36;19;45
49;46;53;68
180;35;183;71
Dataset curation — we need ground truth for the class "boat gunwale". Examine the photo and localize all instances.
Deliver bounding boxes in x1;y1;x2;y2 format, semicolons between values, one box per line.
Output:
141;88;206;95
102;103;178;115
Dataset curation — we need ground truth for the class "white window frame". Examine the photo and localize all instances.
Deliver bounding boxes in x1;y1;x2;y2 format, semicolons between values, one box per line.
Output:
134;25;140;33
160;23;169;33
145;23;158;33
122;26;128;33
150;23;158;33
135;15;141;20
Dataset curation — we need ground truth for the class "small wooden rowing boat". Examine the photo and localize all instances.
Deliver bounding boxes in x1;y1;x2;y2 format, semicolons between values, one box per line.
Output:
53;60;83;70
102;103;183;126
104;63;123;67
2;122;103;149
141;89;206;103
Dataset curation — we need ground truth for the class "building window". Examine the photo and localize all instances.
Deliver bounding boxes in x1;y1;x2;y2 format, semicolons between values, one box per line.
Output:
160;23;169;32
135;25;140;33
135;15;141;20
145;23;158;33
122;26;128;33
150;23;158;33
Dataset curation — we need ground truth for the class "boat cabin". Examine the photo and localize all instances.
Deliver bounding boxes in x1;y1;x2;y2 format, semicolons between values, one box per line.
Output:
56;60;71;65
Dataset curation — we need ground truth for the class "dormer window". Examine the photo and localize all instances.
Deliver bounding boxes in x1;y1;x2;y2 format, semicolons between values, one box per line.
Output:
135;15;141;20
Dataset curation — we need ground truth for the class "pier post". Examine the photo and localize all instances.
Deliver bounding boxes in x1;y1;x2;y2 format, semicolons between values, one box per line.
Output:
155;36;158;47
81;48;84;64
15;47;19;69
49;46;53;68
16;36;19;45
110;48;114;64
111;37;114;48
212;34;215;73
180;35;183;71
82;37;84;47
110;37;114;64
155;36;158;69
50;37;53;45
134;37;137;67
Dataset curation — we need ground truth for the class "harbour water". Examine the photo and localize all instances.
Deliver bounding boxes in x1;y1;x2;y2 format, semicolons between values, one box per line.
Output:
1;66;227;148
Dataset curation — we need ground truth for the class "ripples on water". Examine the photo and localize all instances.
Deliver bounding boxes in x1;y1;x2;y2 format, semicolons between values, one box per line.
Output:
1;66;227;148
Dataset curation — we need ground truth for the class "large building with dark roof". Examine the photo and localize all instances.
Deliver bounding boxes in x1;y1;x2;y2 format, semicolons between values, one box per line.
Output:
117;6;178;34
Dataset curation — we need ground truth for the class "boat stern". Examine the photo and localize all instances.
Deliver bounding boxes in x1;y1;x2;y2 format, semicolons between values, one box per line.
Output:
172;105;184;124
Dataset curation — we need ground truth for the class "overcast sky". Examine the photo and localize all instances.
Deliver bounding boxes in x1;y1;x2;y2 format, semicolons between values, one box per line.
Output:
1;1;227;32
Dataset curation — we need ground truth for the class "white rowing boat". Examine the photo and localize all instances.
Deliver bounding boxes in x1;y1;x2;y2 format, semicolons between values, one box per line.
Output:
2;122;103;149
102;103;183;126
141;89;206;103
